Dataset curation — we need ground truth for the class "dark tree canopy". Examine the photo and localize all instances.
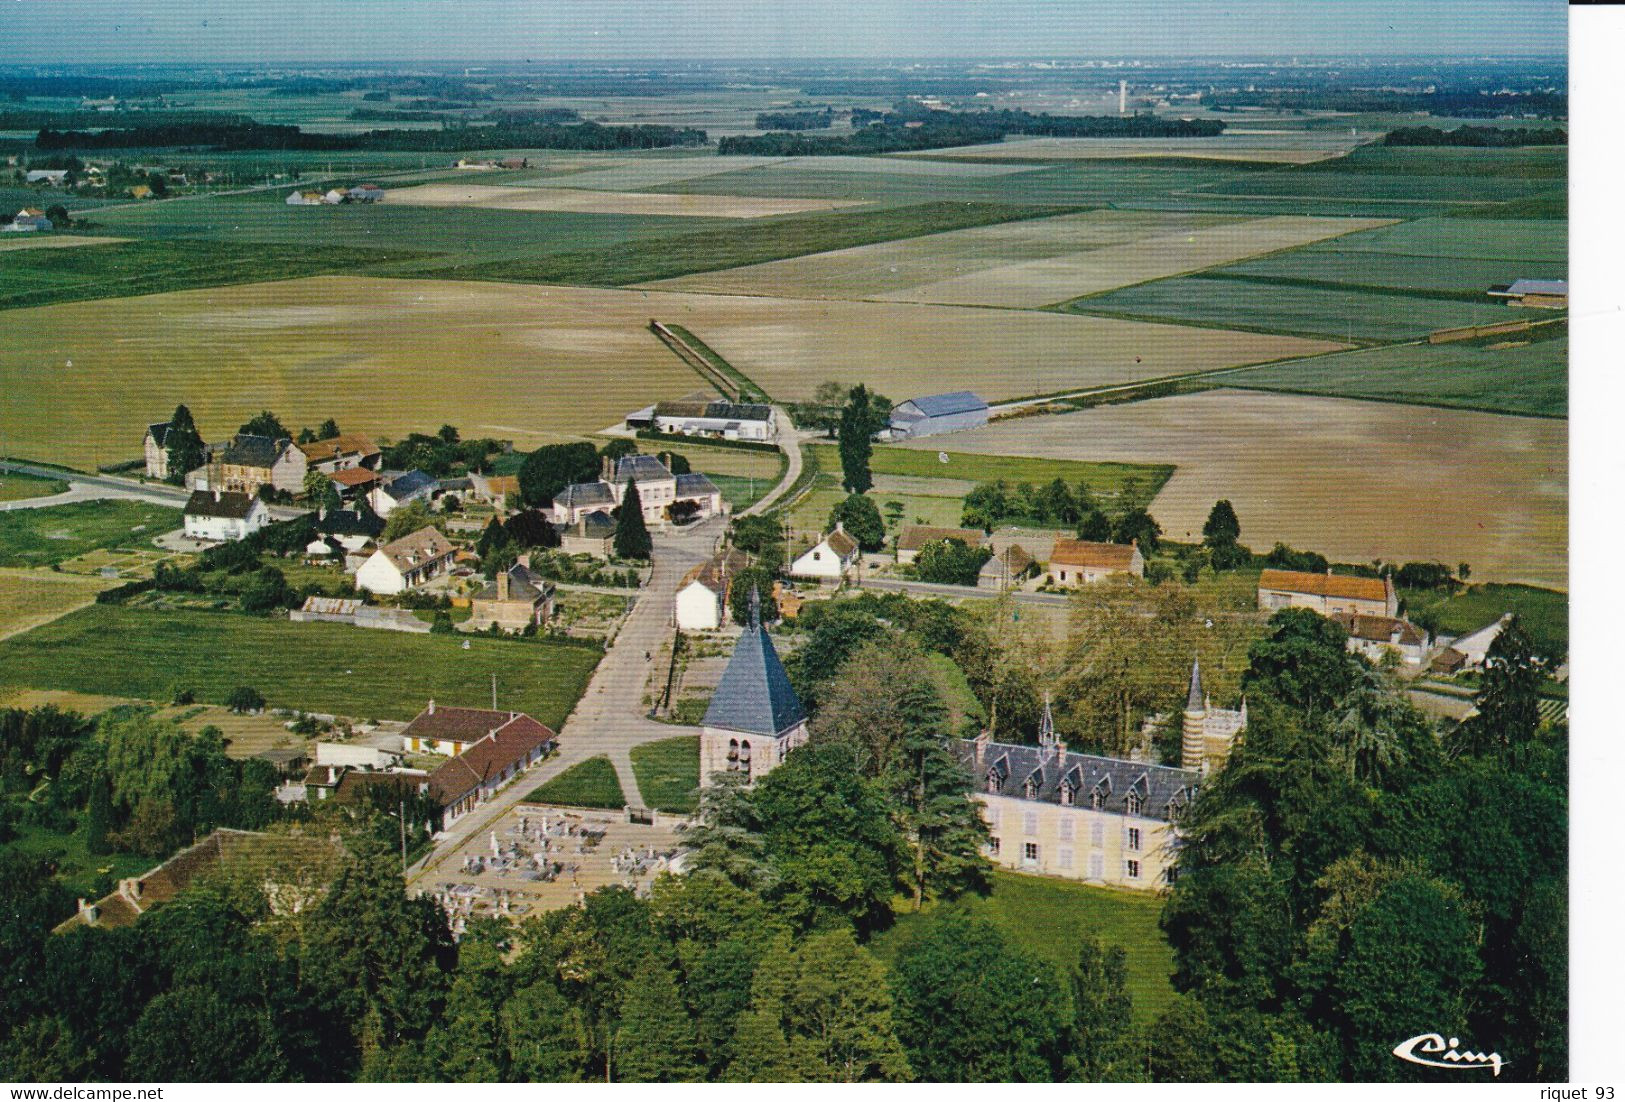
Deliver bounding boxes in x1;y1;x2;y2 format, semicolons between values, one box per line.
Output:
518;441;600;507
829;493;885;552
614;481;653;560
238;410;289;440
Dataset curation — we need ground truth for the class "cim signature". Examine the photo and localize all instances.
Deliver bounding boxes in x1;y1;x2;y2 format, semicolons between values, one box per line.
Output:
1392;1033;1507;1077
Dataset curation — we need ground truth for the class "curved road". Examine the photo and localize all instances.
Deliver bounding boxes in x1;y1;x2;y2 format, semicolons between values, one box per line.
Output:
739;407;804;518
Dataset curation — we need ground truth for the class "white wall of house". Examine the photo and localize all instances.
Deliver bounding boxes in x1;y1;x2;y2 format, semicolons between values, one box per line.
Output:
789;539;851;580
182;503;268;542
355;553;408;595
975;793;1176;890
675;580;723;631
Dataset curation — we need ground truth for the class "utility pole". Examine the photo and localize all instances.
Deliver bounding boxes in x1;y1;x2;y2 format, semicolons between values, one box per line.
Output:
491;671;497;710
399;796;407;876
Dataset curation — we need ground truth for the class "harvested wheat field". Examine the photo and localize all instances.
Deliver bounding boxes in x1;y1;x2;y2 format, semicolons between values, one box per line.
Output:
0;234;126;252
647;211;1392;307
901;390;1566;589
385;182;863;218
0;569;116;639
905;131;1374;164
0;277;1346;467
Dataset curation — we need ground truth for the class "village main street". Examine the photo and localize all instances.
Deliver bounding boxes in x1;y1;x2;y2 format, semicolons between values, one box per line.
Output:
407;515;724;889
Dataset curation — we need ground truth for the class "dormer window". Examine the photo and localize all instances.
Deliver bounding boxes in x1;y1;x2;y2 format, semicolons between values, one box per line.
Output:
1023;777;1038;800
1090;789;1104;810
985;769;1000;795
1060;783;1075;807
1125;792;1143;817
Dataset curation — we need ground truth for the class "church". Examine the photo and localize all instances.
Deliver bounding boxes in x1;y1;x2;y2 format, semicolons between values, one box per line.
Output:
698;590;809;783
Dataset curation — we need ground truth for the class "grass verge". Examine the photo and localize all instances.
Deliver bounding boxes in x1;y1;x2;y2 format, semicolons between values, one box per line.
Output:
629;735;700;815
524;756;627;809
0;501;181;568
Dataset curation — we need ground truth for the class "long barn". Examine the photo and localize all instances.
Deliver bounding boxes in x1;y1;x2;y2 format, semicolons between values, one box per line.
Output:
886;390;989;440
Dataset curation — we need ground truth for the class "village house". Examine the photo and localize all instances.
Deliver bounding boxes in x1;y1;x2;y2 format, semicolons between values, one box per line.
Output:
3;207;51;232
959;700;1199;890
403;700;541;756
788;523;859;582
211;433;307;496
427;712;557;826
699;590;809;784
550;454;722;528
674;547;749;631
1257;568;1398;617
978;543;1036;593
895;525;987;565
25;169;68;185
182;489;269;542
468;471;521;508
1431;613;1513;674
1047;538;1144;586
297;433;381;474
1331;612;1432;667
327;466;382;501
314;504;384;551
559;511;617;557
143;420;176;479
347;183;386;202
369;469;439;517
467;558;556;633
355;526;456;595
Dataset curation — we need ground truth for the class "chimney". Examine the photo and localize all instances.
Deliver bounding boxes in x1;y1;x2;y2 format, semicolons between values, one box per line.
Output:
212;488;221;502
427;698;436;715
516;551;531;570
602;454;614;482
974;729;991;768
498;569;510;601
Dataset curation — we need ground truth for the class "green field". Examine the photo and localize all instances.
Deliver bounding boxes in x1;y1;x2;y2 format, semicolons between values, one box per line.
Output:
4;819;152;901
1305;216;1566;261
1214;251;1565;300
0;237;428;312
0;501;180;568
1223;333;1565;419
1404;582;1568;658
1069;276;1520;343
0;471;69;502
808;443;1172;500
629;735;701;814
871;869;1175;1025
0;605;601;726
524;756;627;809
429;201;1085;287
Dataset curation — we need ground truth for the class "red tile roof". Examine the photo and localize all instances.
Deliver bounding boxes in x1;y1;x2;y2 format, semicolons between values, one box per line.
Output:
897;525;987;552
1258;569;1388;603
426;713;556;806
329;467;381;488
1050;538;1139;570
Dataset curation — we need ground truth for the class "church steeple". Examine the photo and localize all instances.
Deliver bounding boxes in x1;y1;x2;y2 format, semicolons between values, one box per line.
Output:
1038;691;1056;747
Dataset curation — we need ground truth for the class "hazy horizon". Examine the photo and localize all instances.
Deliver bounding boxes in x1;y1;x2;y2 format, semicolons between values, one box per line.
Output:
5;0;1567;65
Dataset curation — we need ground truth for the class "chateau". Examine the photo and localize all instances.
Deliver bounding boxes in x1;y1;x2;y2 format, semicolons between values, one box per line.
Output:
1180;658;1247;773
549;454;723;528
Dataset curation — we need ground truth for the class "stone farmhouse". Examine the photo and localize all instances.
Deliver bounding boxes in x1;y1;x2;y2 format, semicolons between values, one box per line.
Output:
549;454;722;528
355;526;455;595
1257;568;1398;617
895;525;987;565
425;711;557;826
467;559;556;633
979;544;1036;592
297;433;381;474
1047;538;1144;586
789;523;859;582
208;433;307;496
142;420;179;479
1332;612;1431;667
182;489;269;542
559;512;616;557
699;590;809;783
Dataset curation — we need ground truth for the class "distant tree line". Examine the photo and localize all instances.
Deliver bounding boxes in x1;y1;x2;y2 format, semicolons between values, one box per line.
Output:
37;119;707;153
1383;125;1565;148
1207;88;1566;118
720;107;1222;156
754;109;834;130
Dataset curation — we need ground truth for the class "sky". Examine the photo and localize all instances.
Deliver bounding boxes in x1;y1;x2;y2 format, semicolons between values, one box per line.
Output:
2;0;1566;65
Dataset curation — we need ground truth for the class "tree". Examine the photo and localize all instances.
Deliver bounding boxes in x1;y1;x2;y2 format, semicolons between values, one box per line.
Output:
124;985;287;1082
838;384;886;494
599;438;637;462
163;404;206;486
502;980;588;1082
794;380;847;439
729;568;779;626
914;538;992;586
890;913;1067;1082
380;501;434;543
1244;608;1360;722
318;418;341;440
44;203;70;229
613;955;702;1082
225;686;265;714
656;450;691;475
437;424;459;444
504;509;560;550
1111;506;1161;553
1076;506;1113;542
1448;615;1541;758
146;171;168;197
240;565;294;613
614;482;653;560
1068;935;1141;1082
1202;499;1250;571
238;410;289;440
301;467;329;502
518;442;600;507
828;493;884;552
1143;997;1217;1083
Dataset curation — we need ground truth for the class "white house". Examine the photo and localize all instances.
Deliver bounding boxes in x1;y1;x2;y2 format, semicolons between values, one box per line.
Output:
635;399;775;442
550;454;723;528
368;470;439;517
789;523;859;582
674;548;748;631
25;170;67;185
354;526;456;595
1331;613;1432;668
286;190;325;206
4;208;51;233
182;489;269;542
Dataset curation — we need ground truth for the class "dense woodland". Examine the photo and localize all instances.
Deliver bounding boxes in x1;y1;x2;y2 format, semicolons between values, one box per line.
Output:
1384;125;1566;148
721;108;1223;156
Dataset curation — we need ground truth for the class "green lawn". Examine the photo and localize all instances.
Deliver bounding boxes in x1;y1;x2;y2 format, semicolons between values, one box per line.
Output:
806;443;1172;501
1223;332;1565;419
871;869;1175;1025
0;237;429;313
629;735;701;815
0;501;181;568
4;815;152;901
434;201;1083;287
1404;582;1568;659
0;471;69;502
524;756;627;809
0;605;600;726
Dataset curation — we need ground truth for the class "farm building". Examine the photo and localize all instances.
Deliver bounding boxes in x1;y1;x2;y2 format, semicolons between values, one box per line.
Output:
979;544;1036;592
3;208;51;232
1257;569;1397;618
286;190;325;206
25;169;67;185
1331;613;1431;667
1047;539;1144;586
327;466;382;500
699;590;809;786
369;469;439;516
886;391;989;440
630;399;776;442
895;525;987;565
355;526;455;595
467;559;556;633
348;184;386;202
426;711;557;825
675;548;749;631
1488;278;1568;309
1430;613;1512;674
789;524;859;582
298;433;381;474
182;489;268;542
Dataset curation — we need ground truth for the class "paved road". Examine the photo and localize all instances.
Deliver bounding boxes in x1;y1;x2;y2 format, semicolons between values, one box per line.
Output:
739;407;805;518
407;517;722;888
0;461;304;520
